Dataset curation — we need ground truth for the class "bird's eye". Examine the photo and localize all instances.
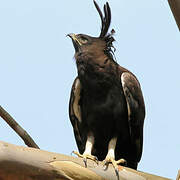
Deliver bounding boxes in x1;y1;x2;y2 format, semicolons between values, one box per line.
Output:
79;36;88;44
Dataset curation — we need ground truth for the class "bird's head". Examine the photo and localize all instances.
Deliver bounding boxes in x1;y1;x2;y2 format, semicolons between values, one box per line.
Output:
68;0;115;60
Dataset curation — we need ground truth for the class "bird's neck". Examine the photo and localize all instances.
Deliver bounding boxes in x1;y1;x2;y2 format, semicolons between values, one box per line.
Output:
75;53;119;93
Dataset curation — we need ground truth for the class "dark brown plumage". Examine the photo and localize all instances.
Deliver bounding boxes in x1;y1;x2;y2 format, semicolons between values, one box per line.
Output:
68;0;145;173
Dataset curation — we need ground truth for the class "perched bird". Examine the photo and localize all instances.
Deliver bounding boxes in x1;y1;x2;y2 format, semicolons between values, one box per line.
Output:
68;0;145;174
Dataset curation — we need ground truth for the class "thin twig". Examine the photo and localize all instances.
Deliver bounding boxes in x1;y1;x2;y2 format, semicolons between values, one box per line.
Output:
0;105;40;149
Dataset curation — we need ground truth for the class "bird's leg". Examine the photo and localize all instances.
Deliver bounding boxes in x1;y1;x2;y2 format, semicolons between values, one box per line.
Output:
103;137;126;179
72;132;98;167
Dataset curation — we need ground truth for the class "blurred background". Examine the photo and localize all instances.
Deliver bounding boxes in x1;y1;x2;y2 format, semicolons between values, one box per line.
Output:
0;0;179;179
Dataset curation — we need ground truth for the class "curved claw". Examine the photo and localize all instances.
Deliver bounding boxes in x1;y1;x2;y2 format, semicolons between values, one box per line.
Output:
94;156;99;165
71;150;99;167
83;157;87;167
84;154;99;165
115;168;120;180
103;163;108;171
103;157;126;180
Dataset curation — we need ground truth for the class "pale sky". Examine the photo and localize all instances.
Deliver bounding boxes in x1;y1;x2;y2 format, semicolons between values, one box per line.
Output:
0;0;179;179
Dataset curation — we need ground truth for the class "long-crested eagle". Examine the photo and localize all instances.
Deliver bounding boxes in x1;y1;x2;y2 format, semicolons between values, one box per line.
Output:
68;0;145;175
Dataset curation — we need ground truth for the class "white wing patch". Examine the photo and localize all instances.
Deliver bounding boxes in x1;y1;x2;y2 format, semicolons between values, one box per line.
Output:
73;78;82;123
121;72;131;122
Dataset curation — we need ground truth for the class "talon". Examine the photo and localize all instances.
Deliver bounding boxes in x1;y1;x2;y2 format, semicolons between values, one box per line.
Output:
103;162;108;171
71;150;99;167
115;168;120;180
95;156;99;162
103;157;126;180
83;158;87;167
94;156;99;165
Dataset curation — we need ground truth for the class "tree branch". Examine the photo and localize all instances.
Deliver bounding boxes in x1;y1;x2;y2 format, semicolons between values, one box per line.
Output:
168;0;180;30
0;141;171;180
0;105;39;149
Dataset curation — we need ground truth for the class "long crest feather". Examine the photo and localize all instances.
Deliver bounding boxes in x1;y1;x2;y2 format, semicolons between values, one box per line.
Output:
93;0;111;38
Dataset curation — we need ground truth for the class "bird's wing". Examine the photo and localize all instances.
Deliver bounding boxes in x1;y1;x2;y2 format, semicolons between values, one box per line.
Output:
121;72;145;161
69;77;84;153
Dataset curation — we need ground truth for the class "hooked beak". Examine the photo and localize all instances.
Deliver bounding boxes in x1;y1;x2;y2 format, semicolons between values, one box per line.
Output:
67;33;82;52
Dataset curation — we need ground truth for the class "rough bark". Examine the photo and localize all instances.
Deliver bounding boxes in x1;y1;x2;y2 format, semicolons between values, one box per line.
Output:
0;141;171;180
168;0;180;30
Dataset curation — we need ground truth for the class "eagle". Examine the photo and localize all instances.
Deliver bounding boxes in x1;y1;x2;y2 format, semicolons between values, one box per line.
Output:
68;0;145;175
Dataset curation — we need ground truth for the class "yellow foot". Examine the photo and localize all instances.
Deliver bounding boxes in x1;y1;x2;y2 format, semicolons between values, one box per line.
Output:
72;151;98;167
103;157;127;180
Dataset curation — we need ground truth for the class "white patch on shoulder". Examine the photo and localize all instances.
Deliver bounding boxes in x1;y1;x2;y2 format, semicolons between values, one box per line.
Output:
121;73;125;86
121;72;129;86
121;73;131;122
73;79;82;123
